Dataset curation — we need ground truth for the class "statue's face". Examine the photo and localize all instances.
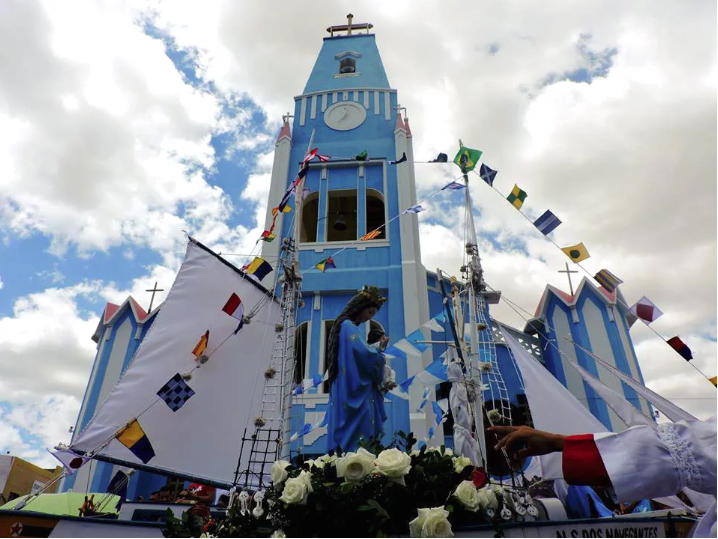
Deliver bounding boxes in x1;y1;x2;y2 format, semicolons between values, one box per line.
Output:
356;306;378;324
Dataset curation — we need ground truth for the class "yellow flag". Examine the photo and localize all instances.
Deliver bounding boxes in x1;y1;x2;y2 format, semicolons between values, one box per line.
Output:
561;243;590;263
360;230;382;241
192;330;209;358
117;419;146;448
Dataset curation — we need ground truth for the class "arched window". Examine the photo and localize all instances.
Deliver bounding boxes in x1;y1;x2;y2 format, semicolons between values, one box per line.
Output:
365;189;386;240
327;189;358;242
294;322;309;385
339;58;356;74
300;192;319;243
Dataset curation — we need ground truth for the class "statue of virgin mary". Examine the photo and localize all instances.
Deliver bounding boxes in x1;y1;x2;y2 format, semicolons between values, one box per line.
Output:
324;286;389;452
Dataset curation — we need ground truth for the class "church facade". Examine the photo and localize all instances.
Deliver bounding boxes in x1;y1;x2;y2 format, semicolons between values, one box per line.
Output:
64;16;651;497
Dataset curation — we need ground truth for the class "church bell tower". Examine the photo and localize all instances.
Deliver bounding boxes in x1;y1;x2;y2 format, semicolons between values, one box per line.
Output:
261;15;436;452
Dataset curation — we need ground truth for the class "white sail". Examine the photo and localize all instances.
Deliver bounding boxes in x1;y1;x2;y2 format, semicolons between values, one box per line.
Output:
501;329;607;479
587;351;697;423
567;360;654;428
71;240;281;485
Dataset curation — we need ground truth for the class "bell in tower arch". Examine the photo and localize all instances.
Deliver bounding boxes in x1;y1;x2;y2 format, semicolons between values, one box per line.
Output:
339;58;356;74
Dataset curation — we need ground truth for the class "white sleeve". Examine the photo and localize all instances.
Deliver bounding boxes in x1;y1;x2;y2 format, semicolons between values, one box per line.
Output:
594;418;716;502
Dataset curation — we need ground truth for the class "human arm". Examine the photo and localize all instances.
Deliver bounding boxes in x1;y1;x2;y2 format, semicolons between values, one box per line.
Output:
488;425;611;487
489;419;717;501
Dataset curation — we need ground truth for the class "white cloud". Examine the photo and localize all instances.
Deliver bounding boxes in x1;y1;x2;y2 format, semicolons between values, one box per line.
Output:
0;0;259;264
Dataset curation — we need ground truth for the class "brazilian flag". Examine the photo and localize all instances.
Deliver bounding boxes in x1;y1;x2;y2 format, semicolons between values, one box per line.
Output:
453;143;482;172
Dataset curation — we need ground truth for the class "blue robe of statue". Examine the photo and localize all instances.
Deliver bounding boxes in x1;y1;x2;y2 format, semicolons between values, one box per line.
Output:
326;319;387;452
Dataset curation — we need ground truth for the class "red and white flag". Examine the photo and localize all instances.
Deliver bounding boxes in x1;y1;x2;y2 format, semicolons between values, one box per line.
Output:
301;148;318;166
48;448;90;474
629;296;663;323
222;293;244;321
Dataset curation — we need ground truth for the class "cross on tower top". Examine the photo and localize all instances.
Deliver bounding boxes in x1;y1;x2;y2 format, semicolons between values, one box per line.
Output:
145;281;164;313
558;262;579;296
326;13;373;37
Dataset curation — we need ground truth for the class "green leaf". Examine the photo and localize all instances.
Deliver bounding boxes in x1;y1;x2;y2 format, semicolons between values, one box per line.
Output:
446;504;454;513
367;499;390;520
340;481;354;493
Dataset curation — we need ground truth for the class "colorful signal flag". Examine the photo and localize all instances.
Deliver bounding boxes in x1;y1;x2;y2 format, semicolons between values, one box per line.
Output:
116;420;155;464
442;180;465;190
48;448;90;474
360;230;382;241
316;257;336;273
533;210;562;235
629;296;663;324
667;336;693;361
243;257;273;281
192;330;209;358
479;163;497;186
507;184;528;209
594;269;623;293
561;242;590;263
157;373;195;412
401;204;425;214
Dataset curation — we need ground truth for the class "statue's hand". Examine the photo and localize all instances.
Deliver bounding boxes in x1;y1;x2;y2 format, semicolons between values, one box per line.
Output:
379;335;390;351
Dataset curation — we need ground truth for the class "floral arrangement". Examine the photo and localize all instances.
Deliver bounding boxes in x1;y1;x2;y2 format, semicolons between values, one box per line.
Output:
164;432;535;538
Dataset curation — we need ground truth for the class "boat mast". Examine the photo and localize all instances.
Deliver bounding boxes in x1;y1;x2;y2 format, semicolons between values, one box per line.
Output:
459;151;488;466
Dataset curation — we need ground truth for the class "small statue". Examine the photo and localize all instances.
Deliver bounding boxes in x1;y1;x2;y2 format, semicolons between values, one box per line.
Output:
238;490;250;516
252;491;265;518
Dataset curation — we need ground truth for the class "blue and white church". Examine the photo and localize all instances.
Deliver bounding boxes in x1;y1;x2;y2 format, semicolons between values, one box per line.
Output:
64;15;651;498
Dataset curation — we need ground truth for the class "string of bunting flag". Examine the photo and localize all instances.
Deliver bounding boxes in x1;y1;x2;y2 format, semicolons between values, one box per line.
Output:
48;287;263;481
444;146;710;380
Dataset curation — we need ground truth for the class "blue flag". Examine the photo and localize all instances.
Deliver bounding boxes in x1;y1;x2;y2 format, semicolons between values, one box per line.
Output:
442;180;465;191
479;163;497;186
533;210;562;236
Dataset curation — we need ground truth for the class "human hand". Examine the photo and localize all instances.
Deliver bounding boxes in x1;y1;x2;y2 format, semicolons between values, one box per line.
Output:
487;425;566;460
379;335;390;350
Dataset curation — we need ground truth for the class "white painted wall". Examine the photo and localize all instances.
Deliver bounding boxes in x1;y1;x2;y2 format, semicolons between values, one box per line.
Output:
582;300;628;431
615;314;653;416
552;309;590;414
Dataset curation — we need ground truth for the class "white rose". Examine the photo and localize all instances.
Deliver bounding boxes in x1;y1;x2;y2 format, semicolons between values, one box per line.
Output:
409;506;454;538
410;449;421;457
305;459;315;469
270;460;290;484
314;454;337;469
278;471;312;505
270;531;286;538
452;455;472;473
453;481;480;512
335;448;376;482
373;448;412;485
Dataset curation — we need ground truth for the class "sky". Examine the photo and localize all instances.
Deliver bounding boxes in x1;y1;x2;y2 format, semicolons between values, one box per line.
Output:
0;0;715;468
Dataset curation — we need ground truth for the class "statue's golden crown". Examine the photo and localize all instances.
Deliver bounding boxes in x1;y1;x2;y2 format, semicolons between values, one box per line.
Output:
359;285;387;306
